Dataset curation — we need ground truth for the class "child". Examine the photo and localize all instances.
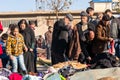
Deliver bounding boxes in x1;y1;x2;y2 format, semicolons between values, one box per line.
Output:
0;33;9;68
6;24;27;73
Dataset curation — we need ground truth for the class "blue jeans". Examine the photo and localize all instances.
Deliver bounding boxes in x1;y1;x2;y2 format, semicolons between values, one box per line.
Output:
11;54;27;72
0;53;9;68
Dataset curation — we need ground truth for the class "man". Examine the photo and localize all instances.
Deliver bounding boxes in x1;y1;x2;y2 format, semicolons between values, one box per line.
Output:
105;9;120;56
69;11;95;63
29;21;36;30
92;13;103;27
86;7;95;23
51;13;73;65
92;14;113;54
45;26;53;59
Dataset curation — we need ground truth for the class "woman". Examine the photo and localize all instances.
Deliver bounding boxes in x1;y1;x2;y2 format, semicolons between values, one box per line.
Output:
18;19;35;73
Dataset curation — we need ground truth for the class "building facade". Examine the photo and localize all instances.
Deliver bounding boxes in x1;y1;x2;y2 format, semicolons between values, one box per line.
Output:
0;11;81;36
90;0;120;12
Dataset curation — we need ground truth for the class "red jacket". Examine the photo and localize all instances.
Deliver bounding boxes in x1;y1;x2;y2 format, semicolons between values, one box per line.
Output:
0;21;3;32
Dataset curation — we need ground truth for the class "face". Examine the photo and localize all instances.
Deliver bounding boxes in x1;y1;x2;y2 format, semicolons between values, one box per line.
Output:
89;10;94;16
98;13;103;20
49;28;53;32
30;24;35;28
3;40;7;43
103;20;110;26
20;23;26;30
64;17;70;25
81;16;88;24
13;28;19;36
106;12;112;18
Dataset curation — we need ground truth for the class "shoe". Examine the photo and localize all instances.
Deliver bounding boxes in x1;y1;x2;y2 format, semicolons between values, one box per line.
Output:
22;70;27;75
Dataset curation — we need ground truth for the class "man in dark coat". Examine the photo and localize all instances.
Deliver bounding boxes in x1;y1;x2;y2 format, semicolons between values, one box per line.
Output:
69;11;95;64
51;13;73;65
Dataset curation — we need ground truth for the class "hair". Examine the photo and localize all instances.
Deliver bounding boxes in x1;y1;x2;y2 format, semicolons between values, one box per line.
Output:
102;14;111;21
18;19;28;28
48;26;52;29
29;21;35;25
9;24;14;29
10;24;19;33
39;35;42;38
86;7;94;14
1;33;8;40
105;9;112;14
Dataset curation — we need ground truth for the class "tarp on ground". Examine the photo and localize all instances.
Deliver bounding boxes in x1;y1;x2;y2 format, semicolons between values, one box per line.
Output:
70;67;120;80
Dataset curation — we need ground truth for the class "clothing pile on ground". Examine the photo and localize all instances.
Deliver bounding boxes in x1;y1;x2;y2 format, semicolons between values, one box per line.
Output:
37;61;88;80
0;68;43;80
1;53;120;80
90;53;120;69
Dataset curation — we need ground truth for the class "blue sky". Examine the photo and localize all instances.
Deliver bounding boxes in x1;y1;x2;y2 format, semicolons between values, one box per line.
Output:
0;0;90;12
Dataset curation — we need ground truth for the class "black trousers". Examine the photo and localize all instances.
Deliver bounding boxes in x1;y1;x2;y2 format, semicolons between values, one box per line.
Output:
23;51;35;72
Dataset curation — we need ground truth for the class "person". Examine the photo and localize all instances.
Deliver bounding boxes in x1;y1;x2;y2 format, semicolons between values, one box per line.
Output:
105;9;120;56
0;33;9;68
0;21;3;34
6;24;27;73
29;20;37;73
92;13;103;27
37;35;46;49
92;14;113;55
18;19;35;73
45;26;53;59
69;11;95;64
51;13;73;65
86;7;95;23
29;21;36;30
6;24;14;34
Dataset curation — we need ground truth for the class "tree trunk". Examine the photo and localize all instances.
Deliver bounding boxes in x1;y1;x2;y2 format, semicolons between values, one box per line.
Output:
56;10;59;20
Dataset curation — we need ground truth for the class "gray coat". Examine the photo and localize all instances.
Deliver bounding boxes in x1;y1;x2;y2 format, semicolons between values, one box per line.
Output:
110;17;120;39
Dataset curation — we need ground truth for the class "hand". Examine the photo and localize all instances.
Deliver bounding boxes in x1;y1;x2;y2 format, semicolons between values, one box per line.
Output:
24;46;28;52
29;48;33;52
87;56;92;61
9;55;14;60
109;38;113;42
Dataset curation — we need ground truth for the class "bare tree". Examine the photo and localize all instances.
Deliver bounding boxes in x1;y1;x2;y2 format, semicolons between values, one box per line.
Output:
116;0;120;12
45;0;72;20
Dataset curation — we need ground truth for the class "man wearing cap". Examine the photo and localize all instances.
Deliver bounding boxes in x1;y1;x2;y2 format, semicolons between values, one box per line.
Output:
92;14;113;54
69;11;95;63
51;13;73;65
45;26;53;60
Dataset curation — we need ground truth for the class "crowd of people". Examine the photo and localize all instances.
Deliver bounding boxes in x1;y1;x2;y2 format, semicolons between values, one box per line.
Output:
0;7;120;77
51;7;120;69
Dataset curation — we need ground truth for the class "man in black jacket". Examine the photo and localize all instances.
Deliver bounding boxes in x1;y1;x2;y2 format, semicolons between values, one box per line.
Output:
77;11;95;64
51;14;73;65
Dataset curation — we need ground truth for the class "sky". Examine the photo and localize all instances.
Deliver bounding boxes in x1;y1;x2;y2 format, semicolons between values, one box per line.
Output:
0;0;90;12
